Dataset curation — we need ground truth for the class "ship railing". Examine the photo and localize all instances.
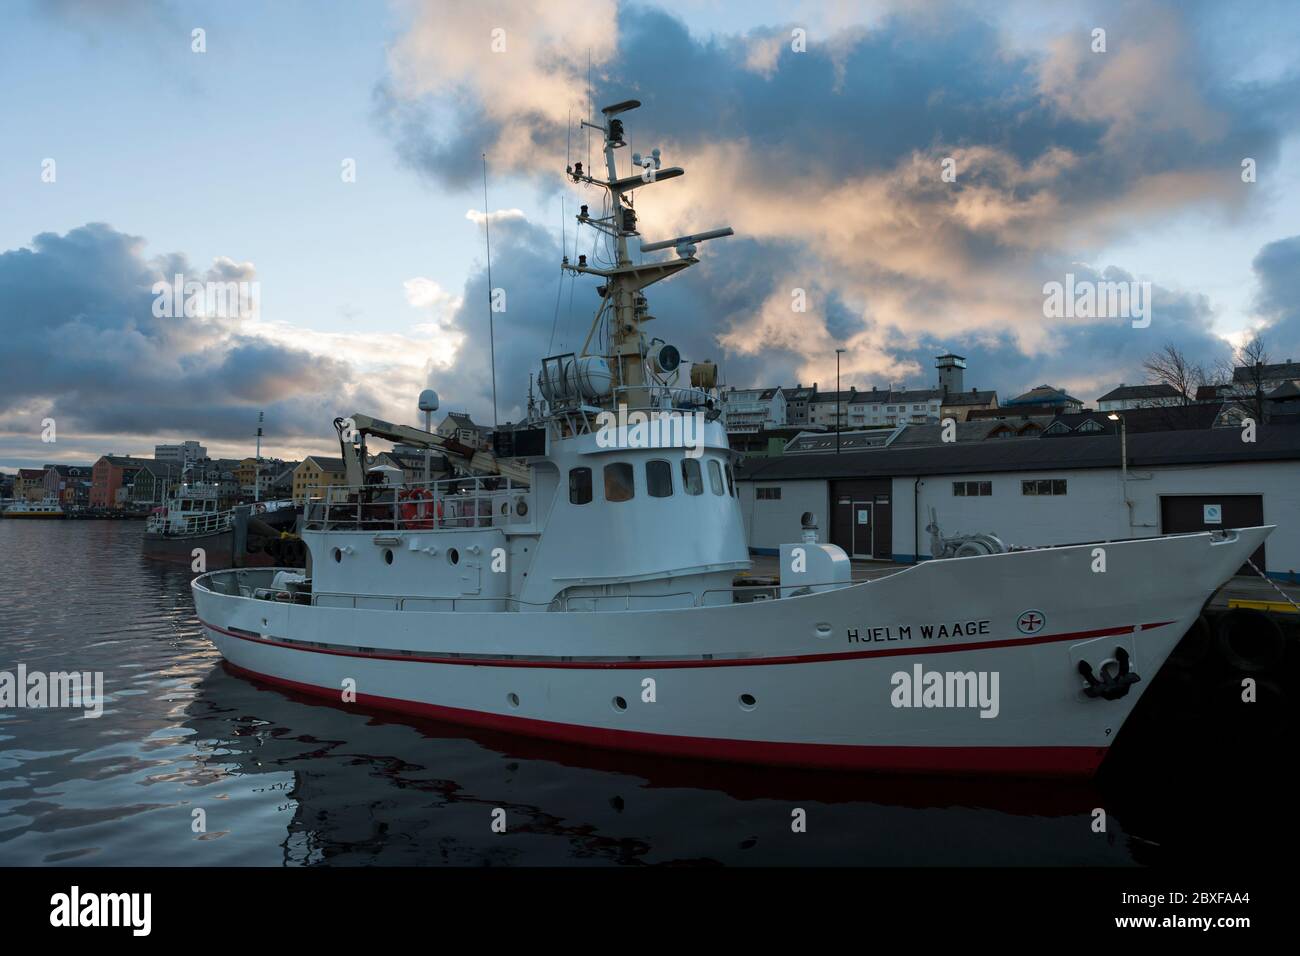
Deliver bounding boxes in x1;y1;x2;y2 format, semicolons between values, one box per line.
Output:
607;383;716;414
278;583;851;612
307;590;695;612
303;475;531;533
148;509;234;536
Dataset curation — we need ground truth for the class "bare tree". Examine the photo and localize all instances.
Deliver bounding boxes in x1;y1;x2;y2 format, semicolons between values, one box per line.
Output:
1141;343;1210;405
1234;335;1271;421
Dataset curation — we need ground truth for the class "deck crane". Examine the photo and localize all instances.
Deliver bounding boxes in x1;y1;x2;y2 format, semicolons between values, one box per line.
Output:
334;413;530;488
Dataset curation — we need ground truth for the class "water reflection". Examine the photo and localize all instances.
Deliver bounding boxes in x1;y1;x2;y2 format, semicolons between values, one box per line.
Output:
1;521;1289;866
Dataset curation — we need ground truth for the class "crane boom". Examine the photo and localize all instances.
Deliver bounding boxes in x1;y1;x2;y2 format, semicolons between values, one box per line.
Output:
341;413;530;486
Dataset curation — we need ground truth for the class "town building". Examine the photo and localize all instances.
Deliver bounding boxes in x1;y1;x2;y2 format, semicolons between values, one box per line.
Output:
15;468;48;502
737;424;1300;581
90;455;155;508
1230;359;1300;395
1003;385;1084;413
808;388;860;428
780;385;816;427
42;464;93;507
293;456;349;503
127;460;178;506
436;412;492;451
722;387;787;434
1096;383;1185;410
729;426;812;457
154;441;208;468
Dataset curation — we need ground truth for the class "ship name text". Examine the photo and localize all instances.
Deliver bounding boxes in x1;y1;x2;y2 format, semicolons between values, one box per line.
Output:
847;620;991;644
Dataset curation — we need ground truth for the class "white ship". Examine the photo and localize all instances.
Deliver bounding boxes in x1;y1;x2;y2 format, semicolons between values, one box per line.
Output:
3;497;66;518
194;100;1272;776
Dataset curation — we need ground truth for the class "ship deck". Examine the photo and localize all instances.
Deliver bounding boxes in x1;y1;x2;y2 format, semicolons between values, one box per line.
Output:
741;554;1300;614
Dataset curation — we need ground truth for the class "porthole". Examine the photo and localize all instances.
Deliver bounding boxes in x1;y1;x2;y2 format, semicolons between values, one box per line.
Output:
507;692;520;708
332;547;342;563
384;549;394;565
501;501;509;515
611;696;627;712
739;693;757;711
447;547;460;566
516;499;528;517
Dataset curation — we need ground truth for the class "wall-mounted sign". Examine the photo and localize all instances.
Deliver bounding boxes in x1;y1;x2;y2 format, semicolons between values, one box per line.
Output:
857;510;870;524
1203;504;1222;525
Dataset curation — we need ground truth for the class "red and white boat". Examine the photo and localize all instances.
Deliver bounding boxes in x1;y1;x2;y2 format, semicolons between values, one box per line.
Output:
193;100;1271;776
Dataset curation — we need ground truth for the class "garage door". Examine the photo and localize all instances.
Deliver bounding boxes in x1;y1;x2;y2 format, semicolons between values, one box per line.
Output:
1159;494;1265;575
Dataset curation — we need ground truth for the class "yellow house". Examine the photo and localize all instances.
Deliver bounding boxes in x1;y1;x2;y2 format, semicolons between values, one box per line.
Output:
292;456;349;503
235;457;259;492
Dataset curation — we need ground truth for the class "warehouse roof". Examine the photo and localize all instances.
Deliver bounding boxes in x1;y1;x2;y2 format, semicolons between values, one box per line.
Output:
737;423;1300;481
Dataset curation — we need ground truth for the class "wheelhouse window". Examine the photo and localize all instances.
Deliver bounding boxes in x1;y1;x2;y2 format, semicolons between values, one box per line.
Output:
569;467;592;505
756;487;782;500
681;458;703;495
604;463;635;502
953;481;991;496
707;459;725;495
646;459;673;498
724;463;736;497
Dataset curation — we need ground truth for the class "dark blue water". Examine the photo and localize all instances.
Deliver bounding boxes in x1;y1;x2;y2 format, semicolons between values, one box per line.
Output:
0;520;1290;866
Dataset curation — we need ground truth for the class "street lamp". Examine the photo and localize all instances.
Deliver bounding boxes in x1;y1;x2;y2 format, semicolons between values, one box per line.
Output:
1107;412;1128;481
835;348;846;454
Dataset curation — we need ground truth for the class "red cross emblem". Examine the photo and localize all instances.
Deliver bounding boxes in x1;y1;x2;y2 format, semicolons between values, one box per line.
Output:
1017;610;1045;635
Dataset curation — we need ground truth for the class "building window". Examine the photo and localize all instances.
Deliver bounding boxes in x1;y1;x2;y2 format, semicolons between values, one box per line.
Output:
569;467;592;505
646;459;673;498
707;459;725;495
756;487;782;500
681;458;704;496
1022;479;1067;496
953;481;991;496
604;463;635;502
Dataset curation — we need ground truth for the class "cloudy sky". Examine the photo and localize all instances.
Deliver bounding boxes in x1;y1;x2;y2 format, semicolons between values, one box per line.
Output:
2;0;1299;469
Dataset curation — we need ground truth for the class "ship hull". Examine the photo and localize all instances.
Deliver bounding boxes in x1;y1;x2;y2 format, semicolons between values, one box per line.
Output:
3;511;66;519
193;527;1271;777
143;530;280;568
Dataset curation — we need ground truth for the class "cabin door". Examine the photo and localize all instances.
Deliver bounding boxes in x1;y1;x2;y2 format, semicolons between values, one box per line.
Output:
851;501;873;559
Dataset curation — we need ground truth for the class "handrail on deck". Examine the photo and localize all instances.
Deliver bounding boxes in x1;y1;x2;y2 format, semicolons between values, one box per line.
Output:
303;475;532;533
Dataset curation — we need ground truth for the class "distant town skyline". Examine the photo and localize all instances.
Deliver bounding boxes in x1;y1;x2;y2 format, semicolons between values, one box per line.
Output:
4;0;1300;470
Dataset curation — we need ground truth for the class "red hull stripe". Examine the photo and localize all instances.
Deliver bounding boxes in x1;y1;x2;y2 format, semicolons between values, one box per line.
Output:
200;619;1172;670
222;661;1109;777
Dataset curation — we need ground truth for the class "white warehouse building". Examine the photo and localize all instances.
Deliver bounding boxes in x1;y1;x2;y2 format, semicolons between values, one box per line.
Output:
736;425;1300;582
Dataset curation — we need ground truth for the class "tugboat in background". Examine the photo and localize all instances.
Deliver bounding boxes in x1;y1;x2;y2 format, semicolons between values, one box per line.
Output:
143;481;303;569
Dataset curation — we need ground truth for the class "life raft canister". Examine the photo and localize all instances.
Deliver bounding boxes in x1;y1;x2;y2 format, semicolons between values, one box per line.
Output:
399;487;439;530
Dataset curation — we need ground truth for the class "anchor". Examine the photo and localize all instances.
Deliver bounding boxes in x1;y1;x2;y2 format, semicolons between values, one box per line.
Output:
1077;647;1142;700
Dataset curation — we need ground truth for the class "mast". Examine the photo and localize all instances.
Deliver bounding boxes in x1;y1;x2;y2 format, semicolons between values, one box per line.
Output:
254;410;263;502
565;99;733;410
482;153;499;428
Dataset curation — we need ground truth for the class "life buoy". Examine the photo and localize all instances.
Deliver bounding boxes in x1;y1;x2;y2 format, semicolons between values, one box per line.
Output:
255;503;267;514
399;487;437;530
